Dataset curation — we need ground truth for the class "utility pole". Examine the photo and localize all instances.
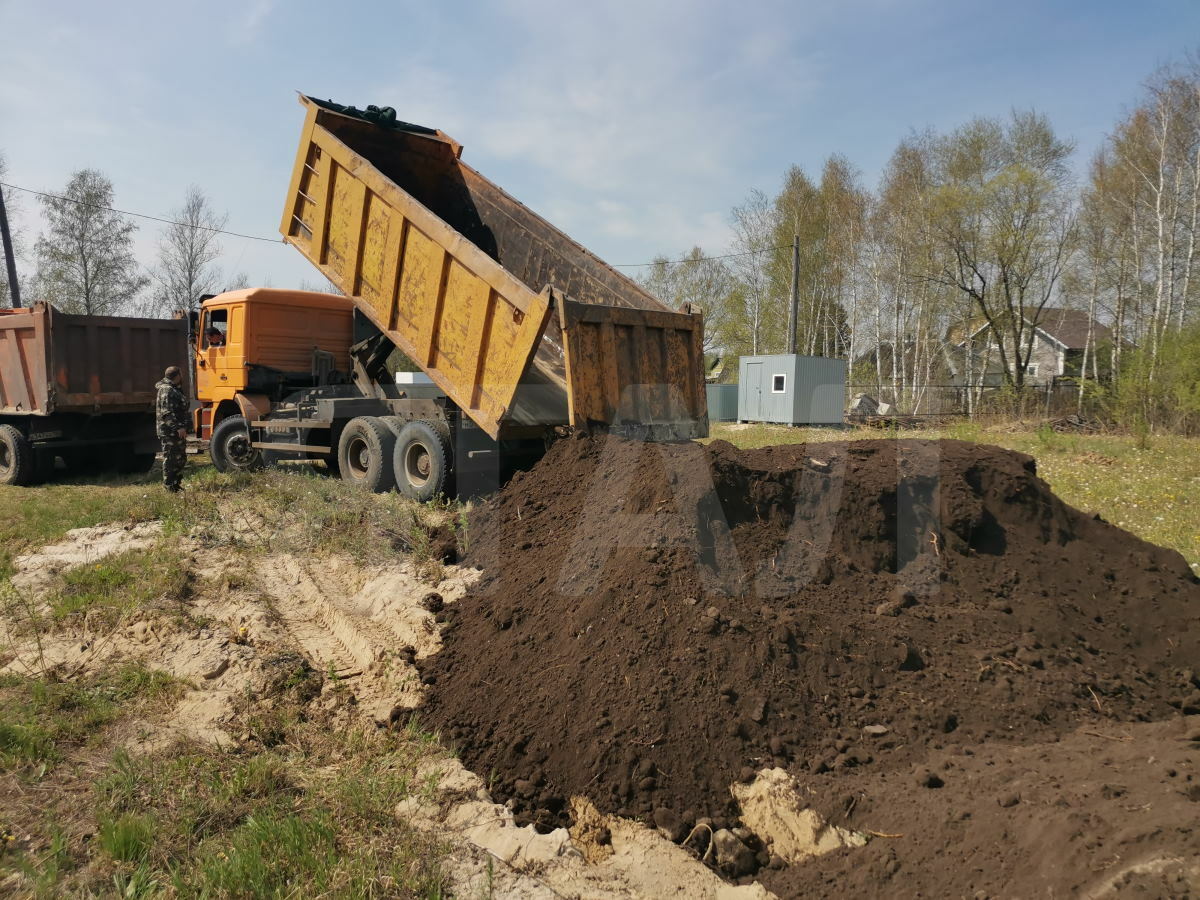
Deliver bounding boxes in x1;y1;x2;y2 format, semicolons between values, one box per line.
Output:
0;183;21;308
786;234;799;355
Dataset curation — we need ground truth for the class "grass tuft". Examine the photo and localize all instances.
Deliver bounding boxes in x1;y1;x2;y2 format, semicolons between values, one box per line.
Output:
0;665;180;771
98;813;155;864
47;548;191;630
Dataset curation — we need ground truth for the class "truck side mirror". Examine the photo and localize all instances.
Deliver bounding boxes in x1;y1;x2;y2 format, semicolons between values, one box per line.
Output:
187;310;200;342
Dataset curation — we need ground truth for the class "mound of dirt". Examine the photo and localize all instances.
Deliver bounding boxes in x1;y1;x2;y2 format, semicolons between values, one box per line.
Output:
758;715;1200;898
420;435;1200;856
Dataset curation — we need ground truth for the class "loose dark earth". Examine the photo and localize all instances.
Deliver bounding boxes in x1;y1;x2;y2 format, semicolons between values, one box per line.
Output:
420;435;1200;894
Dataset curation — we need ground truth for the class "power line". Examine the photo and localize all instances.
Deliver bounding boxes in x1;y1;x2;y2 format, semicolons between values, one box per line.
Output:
612;244;792;268
4;178;792;268
0;181;284;244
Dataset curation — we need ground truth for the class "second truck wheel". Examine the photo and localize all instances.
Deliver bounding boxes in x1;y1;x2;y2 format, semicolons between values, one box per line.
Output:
394;420;452;501
0;424;35;486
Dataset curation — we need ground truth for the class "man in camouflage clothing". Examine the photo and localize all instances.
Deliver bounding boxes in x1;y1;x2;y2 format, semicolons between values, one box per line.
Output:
155;366;189;492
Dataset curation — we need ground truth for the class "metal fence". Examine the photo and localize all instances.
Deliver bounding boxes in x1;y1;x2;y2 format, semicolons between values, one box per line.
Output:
846;381;1092;420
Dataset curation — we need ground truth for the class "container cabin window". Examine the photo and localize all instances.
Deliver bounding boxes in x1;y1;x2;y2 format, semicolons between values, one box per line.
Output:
204;309;228;349
772;374;786;393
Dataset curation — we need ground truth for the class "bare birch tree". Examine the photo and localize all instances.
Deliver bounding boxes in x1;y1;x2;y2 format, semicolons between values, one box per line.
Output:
728;190;780;355
149;186;227;317
639;247;735;353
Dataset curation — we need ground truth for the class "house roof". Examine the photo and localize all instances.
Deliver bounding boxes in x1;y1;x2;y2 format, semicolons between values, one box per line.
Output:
1033;308;1111;349
948;307;1111;350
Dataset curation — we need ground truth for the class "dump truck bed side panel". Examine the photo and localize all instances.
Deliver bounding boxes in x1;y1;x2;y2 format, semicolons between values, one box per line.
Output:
283;104;554;440
0;305;186;415
0;307;49;413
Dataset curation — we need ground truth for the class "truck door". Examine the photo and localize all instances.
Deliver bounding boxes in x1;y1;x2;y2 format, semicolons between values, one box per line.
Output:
196;307;234;395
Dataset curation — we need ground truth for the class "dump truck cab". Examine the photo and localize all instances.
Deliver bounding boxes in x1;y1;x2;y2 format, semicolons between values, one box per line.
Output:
193;286;480;496
194;288;355;439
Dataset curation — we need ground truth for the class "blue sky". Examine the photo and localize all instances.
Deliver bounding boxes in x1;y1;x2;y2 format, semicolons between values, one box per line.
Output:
1;0;1197;292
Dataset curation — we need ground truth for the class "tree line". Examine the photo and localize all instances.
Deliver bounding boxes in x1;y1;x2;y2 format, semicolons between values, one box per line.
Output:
639;56;1200;429
0;162;247;318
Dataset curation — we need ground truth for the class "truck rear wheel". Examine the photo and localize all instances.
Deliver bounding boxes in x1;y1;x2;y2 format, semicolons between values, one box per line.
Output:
338;416;396;492
211;416;264;473
394;420;452;501
0;424;35;486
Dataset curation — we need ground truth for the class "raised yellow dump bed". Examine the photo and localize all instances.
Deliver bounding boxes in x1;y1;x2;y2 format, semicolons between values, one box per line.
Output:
281;95;707;441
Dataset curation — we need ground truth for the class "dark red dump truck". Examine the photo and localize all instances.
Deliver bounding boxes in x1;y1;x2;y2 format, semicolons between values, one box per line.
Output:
0;302;188;485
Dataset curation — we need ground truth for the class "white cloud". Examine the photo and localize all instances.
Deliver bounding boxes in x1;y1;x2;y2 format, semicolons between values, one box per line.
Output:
371;0;825;259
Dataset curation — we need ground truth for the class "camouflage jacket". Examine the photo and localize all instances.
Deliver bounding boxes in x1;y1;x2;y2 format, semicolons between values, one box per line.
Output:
155;378;189;438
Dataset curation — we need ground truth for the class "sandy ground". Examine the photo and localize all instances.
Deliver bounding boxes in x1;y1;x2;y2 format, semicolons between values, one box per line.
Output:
5;516;1198;898
3;521;871;898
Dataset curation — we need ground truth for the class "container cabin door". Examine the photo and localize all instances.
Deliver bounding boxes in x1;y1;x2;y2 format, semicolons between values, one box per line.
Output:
744;361;763;421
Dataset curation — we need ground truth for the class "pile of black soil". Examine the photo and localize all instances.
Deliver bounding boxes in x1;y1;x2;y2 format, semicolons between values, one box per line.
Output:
419;435;1200;853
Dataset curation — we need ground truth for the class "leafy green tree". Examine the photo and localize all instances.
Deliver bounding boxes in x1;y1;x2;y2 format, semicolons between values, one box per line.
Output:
1111;322;1200;433
34;169;148;315
769;157;864;359
925;112;1077;393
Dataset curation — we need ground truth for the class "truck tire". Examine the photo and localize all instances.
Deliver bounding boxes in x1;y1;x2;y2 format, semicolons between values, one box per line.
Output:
211;416;264;473
394;419;452;501
0;424;35;486
338;416;396;492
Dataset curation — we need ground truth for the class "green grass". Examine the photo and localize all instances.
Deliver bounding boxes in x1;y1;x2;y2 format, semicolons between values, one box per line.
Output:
45;546;192;629
709;422;1200;569
0;455;463;593
0;457;462;896
2;659;449;897
194;464;461;558
0;475;181;584
89;721;447;898
0;664;179;771
98;813;155;863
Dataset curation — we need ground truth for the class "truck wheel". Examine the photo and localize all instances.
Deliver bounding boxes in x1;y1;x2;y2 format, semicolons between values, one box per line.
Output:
0;424;35;486
211;416;263;473
394;420;452;501
338;416;396;492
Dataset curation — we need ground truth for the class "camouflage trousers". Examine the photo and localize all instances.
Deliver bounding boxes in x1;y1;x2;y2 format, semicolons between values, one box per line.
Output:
160;435;186;492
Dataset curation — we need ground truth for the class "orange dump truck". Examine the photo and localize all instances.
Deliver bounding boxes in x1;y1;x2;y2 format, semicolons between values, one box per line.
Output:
194;96;707;498
0;303;187;485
